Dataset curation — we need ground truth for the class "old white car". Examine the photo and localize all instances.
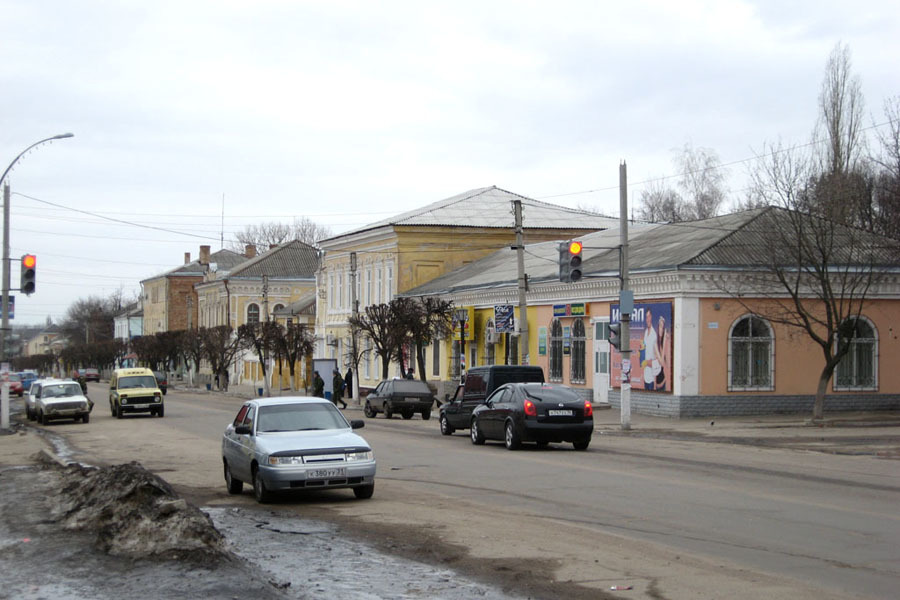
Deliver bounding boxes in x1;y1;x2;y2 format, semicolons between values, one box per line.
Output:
222;397;376;503
35;379;91;425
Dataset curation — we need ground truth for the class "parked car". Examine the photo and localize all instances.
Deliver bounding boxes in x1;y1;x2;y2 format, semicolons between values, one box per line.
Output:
83;368;100;382
19;371;38;391
153;371;168;395
109;367;164;418
469;382;594;450
25;379;50;421
35;379;91;425
8;373;24;397
440;365;544;435
222;397;376;503
364;379;436;420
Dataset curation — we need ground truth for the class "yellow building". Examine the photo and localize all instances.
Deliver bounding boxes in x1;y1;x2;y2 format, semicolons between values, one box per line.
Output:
316;186;618;395
195;240;319;391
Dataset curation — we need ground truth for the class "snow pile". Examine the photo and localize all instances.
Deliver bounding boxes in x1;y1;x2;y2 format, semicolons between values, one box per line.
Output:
53;461;227;562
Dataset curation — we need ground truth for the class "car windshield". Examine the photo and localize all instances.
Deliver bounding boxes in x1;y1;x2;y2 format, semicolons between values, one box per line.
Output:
119;375;157;389
42;383;83;398
391;380;431;394
522;385;581;403
256;403;348;433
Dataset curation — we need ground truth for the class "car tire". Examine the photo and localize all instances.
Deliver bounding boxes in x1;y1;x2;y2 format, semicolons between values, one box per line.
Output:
470;418;485;445
573;438;591;451
162;389;167;396
157;406;165;418
422;410;431;421
384;404;393;419
504;421;522;450
253;468;272;503
353;483;374;499
82;413;90;424
116;405;124;419
440;414;454;435
402;411;413;420
224;462;243;495
364;402;376;418
39;411;48;425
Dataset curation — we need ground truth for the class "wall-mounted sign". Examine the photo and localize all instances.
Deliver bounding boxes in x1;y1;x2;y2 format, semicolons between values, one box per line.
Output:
552;303;587;318
494;305;515;333
537;327;548;356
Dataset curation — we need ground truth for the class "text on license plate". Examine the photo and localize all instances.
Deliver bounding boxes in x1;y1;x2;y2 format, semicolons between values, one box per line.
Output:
548;409;573;416
308;468;346;479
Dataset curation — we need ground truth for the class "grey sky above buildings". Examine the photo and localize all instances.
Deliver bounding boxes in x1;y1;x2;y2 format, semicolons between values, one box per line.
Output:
2;0;897;325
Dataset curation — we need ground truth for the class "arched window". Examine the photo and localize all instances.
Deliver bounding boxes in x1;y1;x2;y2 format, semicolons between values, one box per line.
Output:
247;303;260;324
549;319;563;381
728;315;773;390
570;319;586;384
835;317;877;390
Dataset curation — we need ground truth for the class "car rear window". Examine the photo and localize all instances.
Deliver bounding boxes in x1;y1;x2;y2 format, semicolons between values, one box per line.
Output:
494;369;544;387
522;385;580;403
9;374;20;382
392;380;432;394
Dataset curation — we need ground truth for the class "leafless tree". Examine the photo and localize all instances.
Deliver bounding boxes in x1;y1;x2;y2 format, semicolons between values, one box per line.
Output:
636;144;727;222
636;179;686;222
348;303;402;380
392;296;454;380
230;217;332;252
816;42;866;177
870;96;900;239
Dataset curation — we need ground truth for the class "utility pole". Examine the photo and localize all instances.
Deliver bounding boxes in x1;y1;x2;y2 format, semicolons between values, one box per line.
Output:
619;162;632;430
513;200;530;365
350;252;359;403
1;184;10;429
261;275;270;396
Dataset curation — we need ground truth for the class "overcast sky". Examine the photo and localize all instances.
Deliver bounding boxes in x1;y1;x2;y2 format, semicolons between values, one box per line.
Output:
1;0;897;326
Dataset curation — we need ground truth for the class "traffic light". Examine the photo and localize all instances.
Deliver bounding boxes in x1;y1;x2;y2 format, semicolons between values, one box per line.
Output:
20;254;36;295
558;240;583;283
608;322;622;350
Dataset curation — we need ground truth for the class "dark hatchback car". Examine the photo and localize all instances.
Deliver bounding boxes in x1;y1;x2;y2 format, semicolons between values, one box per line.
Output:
153;371;168;395
364;379;436;420
470;383;594;450
440;365;544;435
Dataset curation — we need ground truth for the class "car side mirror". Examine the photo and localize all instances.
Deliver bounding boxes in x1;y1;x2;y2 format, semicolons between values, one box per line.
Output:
234;425;251;435
350;419;365;429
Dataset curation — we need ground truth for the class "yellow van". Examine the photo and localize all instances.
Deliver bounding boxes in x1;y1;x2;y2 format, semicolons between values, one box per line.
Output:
109;368;165;418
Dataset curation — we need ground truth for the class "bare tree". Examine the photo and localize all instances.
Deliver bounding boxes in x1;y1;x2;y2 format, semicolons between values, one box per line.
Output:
230;217;332;252
636;144;727;222
636;179;686;222
275;323;315;392
870;96;900;239
816;42;865;177
393;297;454;380
348;303;402;380
200;326;245;391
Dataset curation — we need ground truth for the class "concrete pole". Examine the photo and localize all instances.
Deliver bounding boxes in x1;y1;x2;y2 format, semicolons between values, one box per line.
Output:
350;252;359;402
619;162;632;430
514;200;530;365
1;184;10;429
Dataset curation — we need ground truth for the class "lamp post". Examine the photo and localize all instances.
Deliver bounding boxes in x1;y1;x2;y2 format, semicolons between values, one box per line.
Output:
1;133;74;430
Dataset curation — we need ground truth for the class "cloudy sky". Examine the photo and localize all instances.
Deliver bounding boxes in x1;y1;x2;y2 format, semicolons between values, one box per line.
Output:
1;0;897;326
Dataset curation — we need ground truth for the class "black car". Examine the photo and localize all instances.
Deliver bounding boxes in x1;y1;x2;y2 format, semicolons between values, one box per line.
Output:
470;383;593;450
440;365;544;435
153;371;168;395
364;379;436;420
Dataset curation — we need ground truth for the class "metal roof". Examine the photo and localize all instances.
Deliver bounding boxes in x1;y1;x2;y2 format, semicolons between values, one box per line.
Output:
227;239;319;279
323;186;619;241
141;249;248;283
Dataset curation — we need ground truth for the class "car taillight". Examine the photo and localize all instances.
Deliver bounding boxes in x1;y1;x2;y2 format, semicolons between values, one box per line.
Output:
584;400;593;417
524;399;537;417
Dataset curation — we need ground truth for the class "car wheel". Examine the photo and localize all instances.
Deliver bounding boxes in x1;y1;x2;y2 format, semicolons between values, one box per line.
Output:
504;421;522;450
573;438;591;451
440;414;454;435
353;483;374;499
162;389;167;396
402;411;413;420
470;418;485;445
384;404;393;419
157;406;165;418
422;410;431;421
82;413;90;424
224;461;243;495
25;407;32;421
116;404;124;419
39;411;48;425
364;402;376;418
252;468;272;503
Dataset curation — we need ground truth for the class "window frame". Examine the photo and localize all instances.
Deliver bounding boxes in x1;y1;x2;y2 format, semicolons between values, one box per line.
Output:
834;316;878;391
727;314;774;391
570;318;586;384
549;318;563;382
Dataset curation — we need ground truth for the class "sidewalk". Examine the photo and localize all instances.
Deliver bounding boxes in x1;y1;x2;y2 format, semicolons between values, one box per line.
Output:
593;408;900;457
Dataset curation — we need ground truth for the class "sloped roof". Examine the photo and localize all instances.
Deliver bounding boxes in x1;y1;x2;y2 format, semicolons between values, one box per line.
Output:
273;292;317;317
403;208;900;297
324;186;619;241
227;239;319;279
142;249;247;283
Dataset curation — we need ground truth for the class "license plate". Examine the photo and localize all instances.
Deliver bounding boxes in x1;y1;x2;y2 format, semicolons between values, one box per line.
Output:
406;397;419;402
132;404;150;409
308;468;345;479
548;409;573;416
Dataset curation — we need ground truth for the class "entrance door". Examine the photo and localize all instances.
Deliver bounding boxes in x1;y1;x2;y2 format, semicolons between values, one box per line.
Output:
592;319;610;405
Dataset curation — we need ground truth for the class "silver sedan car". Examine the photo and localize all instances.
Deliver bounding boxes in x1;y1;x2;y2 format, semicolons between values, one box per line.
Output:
222;397;376;503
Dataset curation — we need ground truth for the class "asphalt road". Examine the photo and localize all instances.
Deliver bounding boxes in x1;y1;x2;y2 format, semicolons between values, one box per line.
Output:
37;383;900;599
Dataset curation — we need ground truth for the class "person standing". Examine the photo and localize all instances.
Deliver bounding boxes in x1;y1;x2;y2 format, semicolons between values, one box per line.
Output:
332;369;347;409
344;367;354;400
312;371;325;397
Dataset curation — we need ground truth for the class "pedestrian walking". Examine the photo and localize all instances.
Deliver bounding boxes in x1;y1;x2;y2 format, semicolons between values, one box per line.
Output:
313;371;325;397
332;369;347;409
344;367;354;400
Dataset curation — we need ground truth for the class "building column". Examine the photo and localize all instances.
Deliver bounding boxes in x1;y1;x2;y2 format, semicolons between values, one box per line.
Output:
673;297;700;396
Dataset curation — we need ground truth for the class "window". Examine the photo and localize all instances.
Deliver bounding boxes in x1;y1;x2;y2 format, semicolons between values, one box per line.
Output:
328;273;334;310
386;263;393;301
247;303;260;324
432;342;440;377
364;338;372;379
365;268;372;307
549;319;563;381
728;315;773;390
485;319;496;366
376;267;383;304
571;319;586;384
835;318;877;390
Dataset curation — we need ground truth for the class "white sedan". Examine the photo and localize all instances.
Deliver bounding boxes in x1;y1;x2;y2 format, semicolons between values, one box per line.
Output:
222;397;376;503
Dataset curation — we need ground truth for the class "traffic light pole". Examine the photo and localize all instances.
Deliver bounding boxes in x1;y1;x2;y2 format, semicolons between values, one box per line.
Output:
619;162;632;430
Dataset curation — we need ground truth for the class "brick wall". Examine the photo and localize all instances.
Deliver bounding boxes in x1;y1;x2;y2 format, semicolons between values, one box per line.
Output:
166;276;200;331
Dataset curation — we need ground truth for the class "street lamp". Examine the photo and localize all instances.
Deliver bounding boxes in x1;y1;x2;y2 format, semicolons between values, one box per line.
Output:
1;132;74;429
